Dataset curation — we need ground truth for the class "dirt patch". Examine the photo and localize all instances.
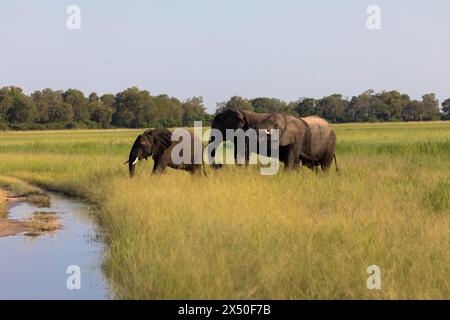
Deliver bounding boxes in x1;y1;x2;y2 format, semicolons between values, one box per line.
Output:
0;218;32;237
0;188;9;217
0;188;60;238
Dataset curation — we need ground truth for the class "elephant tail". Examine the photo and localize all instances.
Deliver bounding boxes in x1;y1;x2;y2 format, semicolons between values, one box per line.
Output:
201;145;208;177
334;154;339;172
202;162;208;177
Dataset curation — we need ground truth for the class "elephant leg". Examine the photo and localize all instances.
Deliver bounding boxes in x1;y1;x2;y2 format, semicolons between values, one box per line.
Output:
321;155;334;172
234;137;246;166
233;143;241;165
302;160;318;172
284;144;299;171
152;160;168;174
321;133;337;172
285;137;303;171
191;165;203;176
208;143;216;166
233;137;239;165
278;145;288;163
245;138;250;165
208;137;223;169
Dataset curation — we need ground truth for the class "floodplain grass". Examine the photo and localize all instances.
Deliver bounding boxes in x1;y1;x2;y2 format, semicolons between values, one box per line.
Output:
0;122;449;299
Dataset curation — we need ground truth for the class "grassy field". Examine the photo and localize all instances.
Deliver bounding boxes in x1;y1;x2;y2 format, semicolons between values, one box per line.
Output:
0;122;449;299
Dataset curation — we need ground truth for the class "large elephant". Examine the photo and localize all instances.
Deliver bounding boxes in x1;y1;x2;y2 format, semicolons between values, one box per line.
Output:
208;109;338;171
208;108;265;167
127;128;207;177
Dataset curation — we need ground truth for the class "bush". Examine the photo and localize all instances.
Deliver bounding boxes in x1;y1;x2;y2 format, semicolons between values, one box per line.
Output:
0;122;9;131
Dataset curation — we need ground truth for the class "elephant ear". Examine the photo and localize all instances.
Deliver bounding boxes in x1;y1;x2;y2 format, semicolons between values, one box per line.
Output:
143;129;172;158
280;117;307;146
223;108;246;129
256;114;305;146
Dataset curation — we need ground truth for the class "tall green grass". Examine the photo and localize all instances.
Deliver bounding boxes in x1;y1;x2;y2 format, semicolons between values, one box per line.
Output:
0;122;449;299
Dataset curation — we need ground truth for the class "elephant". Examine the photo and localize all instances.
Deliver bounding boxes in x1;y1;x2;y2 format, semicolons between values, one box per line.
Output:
208;109;338;172
263;115;338;172
127;128;207;177
295;116;338;172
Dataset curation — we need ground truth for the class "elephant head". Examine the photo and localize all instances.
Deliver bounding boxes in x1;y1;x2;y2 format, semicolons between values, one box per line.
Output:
208;109;249;167
127;129;172;177
210;108;248;136
253;113;307;147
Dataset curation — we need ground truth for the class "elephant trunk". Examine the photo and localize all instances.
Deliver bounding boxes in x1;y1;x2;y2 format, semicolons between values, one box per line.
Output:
128;146;140;178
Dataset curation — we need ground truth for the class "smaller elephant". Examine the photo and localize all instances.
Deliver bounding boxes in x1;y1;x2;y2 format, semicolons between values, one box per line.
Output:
127;128;207;177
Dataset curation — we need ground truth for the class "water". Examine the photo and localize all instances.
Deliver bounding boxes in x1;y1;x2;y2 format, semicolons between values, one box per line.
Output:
0;193;110;299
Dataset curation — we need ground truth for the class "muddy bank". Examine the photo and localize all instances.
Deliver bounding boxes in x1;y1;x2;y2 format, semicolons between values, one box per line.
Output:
0;188;56;237
0;189;31;237
0;218;32;237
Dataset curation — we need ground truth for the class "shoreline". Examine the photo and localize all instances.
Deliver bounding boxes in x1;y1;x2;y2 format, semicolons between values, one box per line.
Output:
0;184;57;238
0;188;33;237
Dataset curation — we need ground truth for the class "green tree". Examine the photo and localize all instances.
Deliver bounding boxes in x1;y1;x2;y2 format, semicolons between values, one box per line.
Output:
87;92;99;116
100;94;116;110
31;89;68;123
0;87;14;122
48;102;75;123
151;95;182;127
88;92;99;102
112;87;151;127
319;94;347;122
376;91;408;121
346;91;374;122
0;86;37;123
182;97;207;126
91;101;113;128
218;96;253;113
420;93;440;120
251;97;288;113
403;100;422;121
292;98;317;117
112;88;183;128
63;89;89;122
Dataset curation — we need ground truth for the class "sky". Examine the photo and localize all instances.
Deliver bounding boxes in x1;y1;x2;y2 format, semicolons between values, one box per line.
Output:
1;0;449;113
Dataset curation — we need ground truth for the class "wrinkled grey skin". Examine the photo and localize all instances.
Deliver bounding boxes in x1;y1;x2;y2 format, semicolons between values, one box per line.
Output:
208;109;338;172
127;128;207;177
297;116;338;172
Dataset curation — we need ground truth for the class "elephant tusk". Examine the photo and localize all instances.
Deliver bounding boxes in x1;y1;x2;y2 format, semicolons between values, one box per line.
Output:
264;129;271;135
132;157;139;165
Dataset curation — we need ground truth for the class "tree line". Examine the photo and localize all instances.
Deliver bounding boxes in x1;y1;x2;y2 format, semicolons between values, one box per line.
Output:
219;90;449;122
0;86;449;130
0;86;209;130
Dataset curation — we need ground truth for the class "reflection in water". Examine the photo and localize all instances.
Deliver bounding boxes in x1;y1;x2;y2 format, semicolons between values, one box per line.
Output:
0;193;110;299
24;211;61;237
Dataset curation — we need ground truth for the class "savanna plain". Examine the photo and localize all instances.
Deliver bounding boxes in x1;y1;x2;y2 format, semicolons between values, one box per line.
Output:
0;122;449;299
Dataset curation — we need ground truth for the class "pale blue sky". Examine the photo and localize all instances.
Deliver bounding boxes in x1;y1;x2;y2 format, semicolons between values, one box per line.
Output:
1;0;449;112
